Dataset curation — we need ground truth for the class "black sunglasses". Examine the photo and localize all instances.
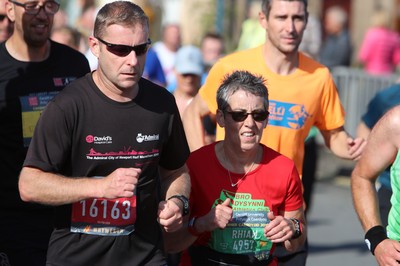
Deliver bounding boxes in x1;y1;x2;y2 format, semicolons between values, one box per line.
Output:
0;14;6;21
225;110;269;122
96;37;151;57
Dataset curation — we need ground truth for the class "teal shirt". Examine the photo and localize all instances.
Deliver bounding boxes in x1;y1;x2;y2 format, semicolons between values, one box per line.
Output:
305;126;318;142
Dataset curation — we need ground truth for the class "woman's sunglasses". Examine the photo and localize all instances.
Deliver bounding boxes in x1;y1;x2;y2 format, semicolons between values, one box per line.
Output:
225;110;269;122
96;37;151;57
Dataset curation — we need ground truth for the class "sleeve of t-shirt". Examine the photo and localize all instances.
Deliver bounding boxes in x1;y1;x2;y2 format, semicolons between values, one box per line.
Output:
362;92;386;129
283;163;303;211
314;72;345;131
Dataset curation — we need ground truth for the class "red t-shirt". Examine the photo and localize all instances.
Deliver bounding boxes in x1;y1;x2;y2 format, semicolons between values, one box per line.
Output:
181;142;303;265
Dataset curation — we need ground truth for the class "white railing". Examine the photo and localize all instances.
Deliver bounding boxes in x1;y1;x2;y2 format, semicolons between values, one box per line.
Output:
331;67;399;137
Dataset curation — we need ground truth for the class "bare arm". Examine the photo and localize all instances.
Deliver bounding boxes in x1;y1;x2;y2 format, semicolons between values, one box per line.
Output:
182;94;211;152
159;164;190;200
18;166;140;205
351;107;400;264
320;126;366;160
158;164;191;233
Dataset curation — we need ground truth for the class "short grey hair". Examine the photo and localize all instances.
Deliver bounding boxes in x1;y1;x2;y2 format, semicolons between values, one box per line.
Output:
217;70;269;112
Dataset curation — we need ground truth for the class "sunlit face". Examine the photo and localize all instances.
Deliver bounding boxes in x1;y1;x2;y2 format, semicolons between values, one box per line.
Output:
176;72;201;96
91;23;149;92
9;0;56;47
260;0;307;55
163;24;181;51
201;37;223;66
324;12;341;35
51;29;75;49
217;89;268;152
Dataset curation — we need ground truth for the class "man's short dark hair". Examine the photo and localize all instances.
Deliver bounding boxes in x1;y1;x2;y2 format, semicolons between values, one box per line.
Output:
94;1;149;39
261;0;308;18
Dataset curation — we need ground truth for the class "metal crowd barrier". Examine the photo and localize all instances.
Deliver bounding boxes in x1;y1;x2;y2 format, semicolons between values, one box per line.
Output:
331;66;399;137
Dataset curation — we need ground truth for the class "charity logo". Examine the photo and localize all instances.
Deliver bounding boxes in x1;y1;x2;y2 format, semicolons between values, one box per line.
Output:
136;133;144;143
86;135;94;143
136;133;159;143
86;135;113;144
268;100;310;129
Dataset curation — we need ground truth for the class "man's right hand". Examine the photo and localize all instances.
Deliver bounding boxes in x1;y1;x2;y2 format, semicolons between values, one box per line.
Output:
375;239;400;265
102;168;141;198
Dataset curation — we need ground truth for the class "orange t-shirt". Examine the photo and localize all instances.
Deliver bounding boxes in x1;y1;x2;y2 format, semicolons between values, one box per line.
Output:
199;45;345;175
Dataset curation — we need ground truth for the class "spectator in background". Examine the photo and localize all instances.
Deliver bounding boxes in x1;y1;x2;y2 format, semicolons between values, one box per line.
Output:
173;45;204;116
172;45;217;146
52;7;68;29
0;0;90;265
169;33;223;136
78;3;98;71
153;23;181;87
142;1;166;87
143;47;167;87
299;14;321;60
200;32;225;145
319;6;352;69
51;25;86;53
236;0;265;51
0;0;13;42
200;32;224;82
75;2;97;39
358;9;400;76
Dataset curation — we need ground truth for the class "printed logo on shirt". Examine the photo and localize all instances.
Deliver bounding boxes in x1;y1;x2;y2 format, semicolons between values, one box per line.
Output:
268;100;310;129
209;190;272;261
53;77;76;87
86;135;113;144
136;133;159;143
20;91;59;147
0;253;11;266
86;147;160;167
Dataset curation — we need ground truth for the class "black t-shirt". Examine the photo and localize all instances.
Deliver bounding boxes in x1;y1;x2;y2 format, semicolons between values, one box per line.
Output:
0;40;90;250
0;41;90;210
24;74;190;265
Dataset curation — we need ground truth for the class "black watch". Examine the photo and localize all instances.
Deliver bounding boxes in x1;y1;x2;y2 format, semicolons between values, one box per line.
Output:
290;218;302;239
168;195;189;216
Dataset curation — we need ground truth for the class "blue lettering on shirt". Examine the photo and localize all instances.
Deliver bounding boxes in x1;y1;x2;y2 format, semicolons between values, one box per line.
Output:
268;100;310;129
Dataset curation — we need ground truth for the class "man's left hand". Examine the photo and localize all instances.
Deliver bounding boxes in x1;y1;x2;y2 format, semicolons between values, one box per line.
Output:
157;200;183;232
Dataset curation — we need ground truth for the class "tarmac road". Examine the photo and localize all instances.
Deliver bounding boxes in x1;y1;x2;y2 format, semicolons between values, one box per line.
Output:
306;146;376;266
